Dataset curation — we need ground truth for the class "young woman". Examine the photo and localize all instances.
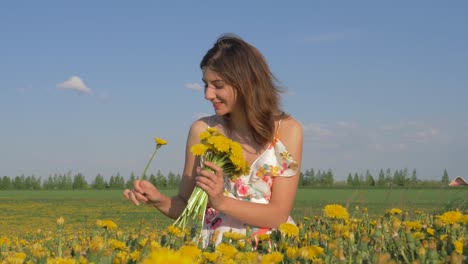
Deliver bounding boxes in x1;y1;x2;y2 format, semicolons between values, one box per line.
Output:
124;34;303;246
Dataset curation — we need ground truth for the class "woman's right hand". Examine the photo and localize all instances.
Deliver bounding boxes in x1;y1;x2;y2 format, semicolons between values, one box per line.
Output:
123;180;163;206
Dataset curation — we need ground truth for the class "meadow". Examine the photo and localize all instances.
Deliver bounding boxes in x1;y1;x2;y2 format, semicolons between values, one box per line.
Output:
1;188;466;263
0;188;466;237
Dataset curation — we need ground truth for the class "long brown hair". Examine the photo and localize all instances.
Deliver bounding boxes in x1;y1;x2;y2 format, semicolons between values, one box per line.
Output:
200;34;287;146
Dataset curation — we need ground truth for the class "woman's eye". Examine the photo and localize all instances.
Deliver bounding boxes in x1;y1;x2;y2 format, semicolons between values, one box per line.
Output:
215;85;223;89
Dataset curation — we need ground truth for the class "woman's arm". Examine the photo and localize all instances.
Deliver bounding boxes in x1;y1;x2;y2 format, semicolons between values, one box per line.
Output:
199;117;303;227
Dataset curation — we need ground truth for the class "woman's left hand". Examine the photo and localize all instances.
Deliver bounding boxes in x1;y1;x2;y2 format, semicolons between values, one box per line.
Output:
196;161;226;210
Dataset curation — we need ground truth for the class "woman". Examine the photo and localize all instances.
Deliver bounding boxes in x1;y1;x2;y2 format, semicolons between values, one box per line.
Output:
124;34;303;246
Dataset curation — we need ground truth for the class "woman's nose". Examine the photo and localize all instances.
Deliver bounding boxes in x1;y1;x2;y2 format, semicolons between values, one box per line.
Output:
204;86;215;100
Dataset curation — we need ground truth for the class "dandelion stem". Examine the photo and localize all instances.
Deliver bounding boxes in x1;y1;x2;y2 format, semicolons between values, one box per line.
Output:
141;146;161;178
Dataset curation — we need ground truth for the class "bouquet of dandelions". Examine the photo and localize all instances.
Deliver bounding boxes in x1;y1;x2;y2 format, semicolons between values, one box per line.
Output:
174;127;250;232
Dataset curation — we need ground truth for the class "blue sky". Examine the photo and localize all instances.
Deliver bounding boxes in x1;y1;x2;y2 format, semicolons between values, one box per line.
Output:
1;1;467;181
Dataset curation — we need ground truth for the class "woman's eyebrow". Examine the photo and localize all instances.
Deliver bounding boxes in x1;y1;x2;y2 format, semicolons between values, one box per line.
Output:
202;79;224;84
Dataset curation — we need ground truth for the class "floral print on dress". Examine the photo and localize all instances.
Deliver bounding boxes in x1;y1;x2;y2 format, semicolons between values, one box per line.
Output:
201;135;299;247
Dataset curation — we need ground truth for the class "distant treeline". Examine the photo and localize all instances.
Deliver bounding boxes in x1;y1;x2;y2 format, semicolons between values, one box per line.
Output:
0;168;452;190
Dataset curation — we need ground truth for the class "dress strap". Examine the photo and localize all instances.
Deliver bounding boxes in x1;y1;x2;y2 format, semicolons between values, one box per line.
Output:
275;119;282;137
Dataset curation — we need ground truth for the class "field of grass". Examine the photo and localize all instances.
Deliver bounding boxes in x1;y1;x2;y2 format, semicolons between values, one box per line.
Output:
0;188;466;237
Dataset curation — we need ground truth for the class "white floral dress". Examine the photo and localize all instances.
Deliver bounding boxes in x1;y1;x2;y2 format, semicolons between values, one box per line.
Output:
200;121;299;247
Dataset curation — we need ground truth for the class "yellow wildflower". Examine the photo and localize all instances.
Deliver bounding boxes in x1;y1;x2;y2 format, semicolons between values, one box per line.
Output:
178;245;202;261
438;210;463;225
203;252;219;262
413;231;425;240
279;222;299;237
114;251;129;264
155;137;167;146
323;204;350;220
110;239;127;251
142;247;192;264
191;143;208;156
130;250;141;261
403;221;422;231
56;216;64;225
300;245;324;261
208;135;231;152
261;252;283;264
453;240;463;255
96;219;117;230
462;214;468;224
426;227;435;236
223;231;246;241
199;130;211;140
386;208;403;215
216;243;238;259
286;247;300;259
167;225;184;237
235;252;258;264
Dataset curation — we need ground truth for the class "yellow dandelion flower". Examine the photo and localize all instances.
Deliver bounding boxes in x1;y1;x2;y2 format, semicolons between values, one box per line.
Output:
310;231;320;239
235;252;258;264
426;227;435;236
440;234;448;241
203;251;219;262
167;225;184;237
303;216;311;221
191;143;208;156
130;250;141;261
299;245;324;261
208;135;231;153
256;233;271;241
438;210;463;225
216;243;238;259
206;127;219;134
114;251;129;264
178;245;202;260
413;231;425;240
462;214;468;224
323;204;350;220
229;141;243;157
286;247;300;259
89;237;105;253
97;219;117;230
453;240;463;255
155;137;167;146
403;221;423;231
279;222;299;237
223;231;246;241
110;239;127;251
261;252;283;264
386;208;403;215
56;216;64;225
199;130;211;140
142;247;192;264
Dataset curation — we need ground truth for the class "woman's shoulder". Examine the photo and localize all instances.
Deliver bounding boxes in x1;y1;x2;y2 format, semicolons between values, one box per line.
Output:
278;115;302;136
189;115;223;135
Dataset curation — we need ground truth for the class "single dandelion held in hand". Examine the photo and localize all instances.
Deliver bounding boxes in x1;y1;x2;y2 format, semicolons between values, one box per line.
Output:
141;137;167;178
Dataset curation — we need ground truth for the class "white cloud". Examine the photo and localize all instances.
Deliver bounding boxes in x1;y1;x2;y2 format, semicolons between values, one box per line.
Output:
185;82;203;91
57;76;92;94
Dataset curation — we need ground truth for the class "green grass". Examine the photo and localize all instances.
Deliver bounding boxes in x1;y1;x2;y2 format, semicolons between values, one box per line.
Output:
0;188;466;236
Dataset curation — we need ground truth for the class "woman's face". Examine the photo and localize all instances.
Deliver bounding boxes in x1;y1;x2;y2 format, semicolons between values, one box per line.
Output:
203;68;237;116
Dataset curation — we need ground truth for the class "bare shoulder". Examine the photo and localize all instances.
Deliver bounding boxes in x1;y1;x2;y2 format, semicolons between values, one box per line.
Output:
188;115;220;138
278;115;303;138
